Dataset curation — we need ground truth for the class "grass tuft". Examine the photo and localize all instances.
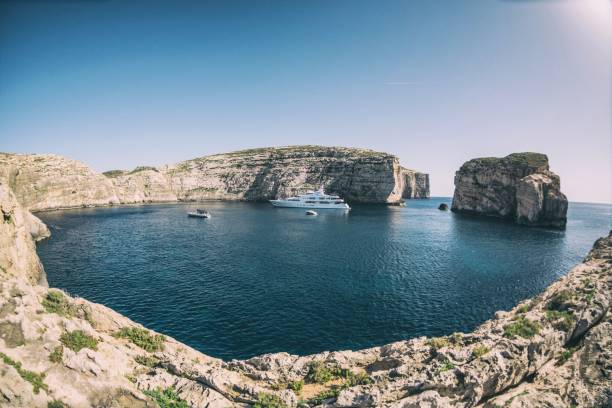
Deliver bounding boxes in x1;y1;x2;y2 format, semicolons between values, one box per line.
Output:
42;291;76;317
288;379;303;393
503;316;541;339
556;347;576;365
60;330;98;352
49;345;63;363
135;355;160;368
0;352;48;394
472;345;491;359
254;392;287;408
428;337;450;350
436;359;455;374
48;401;67;408
144;387;189;408
114;327;165;352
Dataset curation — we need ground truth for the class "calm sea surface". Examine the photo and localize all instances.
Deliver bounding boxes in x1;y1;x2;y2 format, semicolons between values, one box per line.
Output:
36;198;611;360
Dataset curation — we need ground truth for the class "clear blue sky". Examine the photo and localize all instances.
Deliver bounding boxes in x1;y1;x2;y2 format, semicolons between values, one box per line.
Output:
0;0;610;202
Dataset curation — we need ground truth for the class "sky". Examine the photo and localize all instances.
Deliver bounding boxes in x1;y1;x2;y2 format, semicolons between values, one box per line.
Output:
0;0;610;202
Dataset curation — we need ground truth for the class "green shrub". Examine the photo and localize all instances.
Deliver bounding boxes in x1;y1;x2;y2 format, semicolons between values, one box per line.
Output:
345;371;373;387
516;302;532;314
556;348;576;365
49;345;63;363
309;388;340;405
114;327;165;352
135;354;160;368
428;337;450;350
60;330;98;352
48;401;67;408
42;291;75;317
503;316;541;339
305;361;338;384
144;387;189;408
546;310;575;332
288;379;303;393
472;345;490;359
436;359;455;374
254;393;287;408
0;352;48;394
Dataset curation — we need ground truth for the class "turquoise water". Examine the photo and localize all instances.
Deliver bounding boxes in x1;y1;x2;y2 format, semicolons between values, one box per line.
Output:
36;198;611;360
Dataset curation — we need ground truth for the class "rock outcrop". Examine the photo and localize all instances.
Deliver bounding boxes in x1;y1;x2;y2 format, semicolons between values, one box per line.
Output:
161;146;428;203
0;176;609;407
400;168;429;199
0;153;120;212
451;153;568;228
0;147;430;211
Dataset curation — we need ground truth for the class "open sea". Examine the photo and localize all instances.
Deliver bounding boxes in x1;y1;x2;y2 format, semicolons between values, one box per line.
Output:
36;198;611;360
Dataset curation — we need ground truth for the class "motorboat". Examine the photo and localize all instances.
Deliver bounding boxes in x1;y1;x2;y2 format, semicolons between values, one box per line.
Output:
187;209;210;218
270;187;350;210
305;210;318;216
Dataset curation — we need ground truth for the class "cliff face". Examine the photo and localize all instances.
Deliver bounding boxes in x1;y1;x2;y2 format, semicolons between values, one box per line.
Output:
0;147;430;210
0;153;119;211
400;168;430;199
0;178;609;407
451;153;568;228
162;146;423;204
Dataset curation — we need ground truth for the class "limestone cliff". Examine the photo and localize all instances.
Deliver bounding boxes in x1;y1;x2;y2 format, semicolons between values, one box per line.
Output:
0;153;119;211
400;168;430;199
0;179;609;407
451;153;568;228
0;147;430;210
161;146;426;203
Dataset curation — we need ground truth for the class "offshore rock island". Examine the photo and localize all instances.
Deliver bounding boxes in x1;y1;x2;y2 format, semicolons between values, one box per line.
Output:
0;146;429;212
451;153;568;228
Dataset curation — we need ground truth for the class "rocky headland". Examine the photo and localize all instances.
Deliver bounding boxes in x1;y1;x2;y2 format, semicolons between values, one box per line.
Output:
451;153;568;228
0;146;430;212
0;167;610;407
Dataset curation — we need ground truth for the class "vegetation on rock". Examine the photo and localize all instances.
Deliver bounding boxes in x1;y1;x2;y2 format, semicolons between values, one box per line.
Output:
42;290;76;317
135;354;160;367
503;316;541;339
0;352;48;394
49;345;63;363
60;330;98;352
254;392;287;408
114;326;165;352
144;387;189;408
472;345;491;359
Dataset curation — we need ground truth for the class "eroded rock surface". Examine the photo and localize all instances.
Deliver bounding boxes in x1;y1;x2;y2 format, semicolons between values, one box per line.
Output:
451;153;568;228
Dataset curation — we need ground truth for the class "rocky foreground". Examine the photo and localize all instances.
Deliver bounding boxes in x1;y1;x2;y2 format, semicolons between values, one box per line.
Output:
0;146;429;211
0;174;610;407
451;153;568;228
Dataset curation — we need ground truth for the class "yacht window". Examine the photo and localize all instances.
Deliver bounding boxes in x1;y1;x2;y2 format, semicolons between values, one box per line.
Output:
318;202;329;204
305;201;316;203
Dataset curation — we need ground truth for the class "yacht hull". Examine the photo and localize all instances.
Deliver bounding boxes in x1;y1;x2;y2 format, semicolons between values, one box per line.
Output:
270;200;350;210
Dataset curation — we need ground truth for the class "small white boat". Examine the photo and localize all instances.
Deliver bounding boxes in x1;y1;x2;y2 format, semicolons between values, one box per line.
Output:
188;209;210;218
306;210;318;216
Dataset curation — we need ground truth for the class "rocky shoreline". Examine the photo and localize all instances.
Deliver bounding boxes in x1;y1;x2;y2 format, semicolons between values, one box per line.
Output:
0;171;610;407
0;146;429;212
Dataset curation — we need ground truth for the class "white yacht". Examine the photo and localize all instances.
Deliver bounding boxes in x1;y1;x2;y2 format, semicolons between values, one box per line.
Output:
270;188;350;209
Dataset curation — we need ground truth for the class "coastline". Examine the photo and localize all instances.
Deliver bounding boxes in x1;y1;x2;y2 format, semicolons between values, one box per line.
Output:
1;180;610;407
